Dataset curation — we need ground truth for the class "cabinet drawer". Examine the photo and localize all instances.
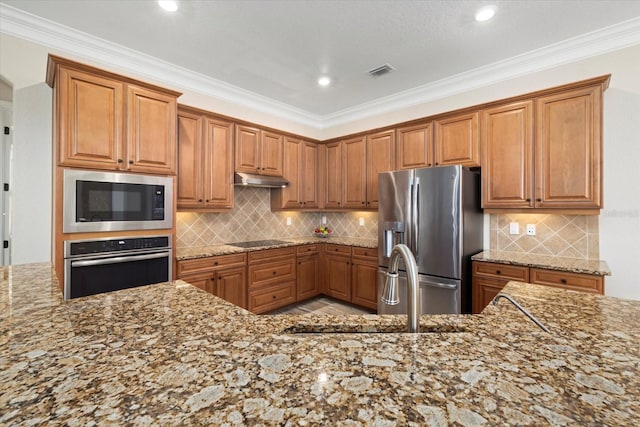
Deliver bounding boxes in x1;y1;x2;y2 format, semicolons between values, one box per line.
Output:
352;247;377;260
248;259;296;289
248;247;296;264
325;244;352;256
177;253;246;276
530;268;604;294
248;281;296;314
297;244;319;256
473;261;529;282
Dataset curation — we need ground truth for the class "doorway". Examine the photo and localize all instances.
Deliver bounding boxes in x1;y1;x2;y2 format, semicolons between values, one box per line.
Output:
0;75;13;266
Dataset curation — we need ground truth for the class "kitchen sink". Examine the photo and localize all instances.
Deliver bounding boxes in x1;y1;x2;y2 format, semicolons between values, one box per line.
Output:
282;323;467;334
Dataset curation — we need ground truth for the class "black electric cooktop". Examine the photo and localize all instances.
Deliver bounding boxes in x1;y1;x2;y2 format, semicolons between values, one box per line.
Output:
228;239;290;248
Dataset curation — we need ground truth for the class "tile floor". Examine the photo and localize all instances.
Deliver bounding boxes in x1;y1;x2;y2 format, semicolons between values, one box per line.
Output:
265;296;375;315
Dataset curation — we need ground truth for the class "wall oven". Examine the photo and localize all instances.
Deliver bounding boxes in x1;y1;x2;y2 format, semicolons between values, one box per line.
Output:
63;235;172;300
63;169;173;233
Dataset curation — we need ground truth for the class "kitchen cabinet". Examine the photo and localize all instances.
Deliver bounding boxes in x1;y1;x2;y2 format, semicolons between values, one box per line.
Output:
323;244;352;302
271;138;319;210
235;125;284;177
396;122;433;170
47;55;179;175
481;100;534;209
350;247;378;310
342;136;368;209
177;107;234;210
177;253;247;309
433;111;480;167
482;78;607;211
296;245;321;301
324;141;343;209
366;130;395;209
247;247;297;313
472;260;604;313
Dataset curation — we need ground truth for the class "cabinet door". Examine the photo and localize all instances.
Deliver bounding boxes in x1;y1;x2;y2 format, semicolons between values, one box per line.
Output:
472;276;506;314
235;125;261;174
324;254;351;302
342;136;367;209
261;131;284;177
396;122;432;170
126;84;177;174
300;141;319;208
324;141;343;209
278;137;303;209
536;86;602;208
351;260;378;310
297;253;320;301
216;265;247;309
57;66;123;169
481;101;534;209
204;117;234;209
366;130;395;209
434;111;480;167
182;272;215;294
177;111;204;209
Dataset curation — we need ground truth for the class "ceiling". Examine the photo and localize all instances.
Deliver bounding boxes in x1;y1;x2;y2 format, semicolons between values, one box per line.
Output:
2;0;640;126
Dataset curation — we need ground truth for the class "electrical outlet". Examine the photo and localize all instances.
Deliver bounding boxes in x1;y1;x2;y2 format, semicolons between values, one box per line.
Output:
526;224;536;236
322;216;327;225
509;222;519;235
359;217;365;226
286;217;292;226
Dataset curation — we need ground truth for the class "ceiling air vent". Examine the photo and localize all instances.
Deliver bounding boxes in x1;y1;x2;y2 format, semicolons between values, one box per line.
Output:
367;63;395;77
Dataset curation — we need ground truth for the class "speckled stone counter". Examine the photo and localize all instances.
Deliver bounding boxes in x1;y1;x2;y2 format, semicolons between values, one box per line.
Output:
472;250;611;276
2;263;638;425
176;236;377;260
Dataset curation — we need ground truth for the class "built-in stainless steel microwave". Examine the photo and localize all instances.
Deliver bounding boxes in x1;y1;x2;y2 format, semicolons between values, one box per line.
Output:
63;169;173;233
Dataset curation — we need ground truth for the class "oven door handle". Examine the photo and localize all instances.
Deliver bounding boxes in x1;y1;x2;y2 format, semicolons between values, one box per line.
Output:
70;251;170;267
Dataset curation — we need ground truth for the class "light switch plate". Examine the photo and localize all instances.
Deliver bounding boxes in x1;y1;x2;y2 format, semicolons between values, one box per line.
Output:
286;217;292;226
322;216;327;225
526;224;536;236
359;217;365;226
509;222;519;235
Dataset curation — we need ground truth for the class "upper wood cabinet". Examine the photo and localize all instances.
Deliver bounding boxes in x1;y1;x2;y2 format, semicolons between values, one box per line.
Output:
342;136;367;209
366;130;396;209
482;100;534;209
396;122;432;170
47;55;180;175
433;111;480;167
482;78;606;211
271;137;319;210
324;141;343;209
235;125;284;177
177;106;234;211
535;85;602;209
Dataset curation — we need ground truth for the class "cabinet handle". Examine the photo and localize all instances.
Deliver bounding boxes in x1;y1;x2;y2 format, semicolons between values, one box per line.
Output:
435;162;439;166
560;278;567;284
272;271;276;275
128;160;134;165
427;163;431;167
198;199;203;202
496;270;501;275
117;159;123;163
214;261;218;265
525;198;531;202
298;261;301;265
536;198;542;202
205;200;209;202
272;295;276;299
361;201;365;205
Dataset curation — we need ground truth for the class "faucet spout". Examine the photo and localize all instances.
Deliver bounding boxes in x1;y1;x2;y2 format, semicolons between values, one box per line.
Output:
493;294;550;333
381;244;420;333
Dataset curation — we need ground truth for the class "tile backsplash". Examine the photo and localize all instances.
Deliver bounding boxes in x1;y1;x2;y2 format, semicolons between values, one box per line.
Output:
489;213;599;259
176;187;378;248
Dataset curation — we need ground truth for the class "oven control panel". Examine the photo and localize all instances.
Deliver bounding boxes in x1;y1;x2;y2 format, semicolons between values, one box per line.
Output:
66;236;171;257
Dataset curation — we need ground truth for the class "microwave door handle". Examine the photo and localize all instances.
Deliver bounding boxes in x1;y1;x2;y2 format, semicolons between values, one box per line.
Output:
71;252;169;267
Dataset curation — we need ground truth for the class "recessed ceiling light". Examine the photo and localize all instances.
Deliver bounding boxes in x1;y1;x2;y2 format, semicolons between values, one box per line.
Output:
158;0;178;12
318;76;331;87
475;5;496;22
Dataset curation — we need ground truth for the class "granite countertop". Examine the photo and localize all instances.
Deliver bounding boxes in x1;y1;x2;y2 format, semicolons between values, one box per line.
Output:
472;250;611;276
176;236;377;260
2;263;639;425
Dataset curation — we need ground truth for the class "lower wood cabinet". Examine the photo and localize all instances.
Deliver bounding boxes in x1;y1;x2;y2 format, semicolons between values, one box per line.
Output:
177;253;247;309
247;247;297;313
472;260;605;314
324;248;352;302
297;245;321;301
323;244;378;310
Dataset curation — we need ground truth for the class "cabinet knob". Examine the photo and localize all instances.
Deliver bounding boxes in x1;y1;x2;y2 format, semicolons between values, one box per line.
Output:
435;162;439;166
536;198;542;202
298;261;301;265
272;271;276;275
205;199;209;202
361;201;365;205
272;295;276;299
219;276;223;280
364;252;368;256
427;163;431;167
128;160;134;165
117;159;123;163
560;278;567;284
525;198;531;202
496;270;501;275
198;199;203;202
214;261;218;265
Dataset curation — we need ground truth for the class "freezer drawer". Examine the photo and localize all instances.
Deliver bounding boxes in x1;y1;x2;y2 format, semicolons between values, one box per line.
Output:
377;268;461;315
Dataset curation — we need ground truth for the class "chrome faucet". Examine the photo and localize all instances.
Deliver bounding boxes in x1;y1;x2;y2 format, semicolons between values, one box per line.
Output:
381;244;420;333
493;294;550;333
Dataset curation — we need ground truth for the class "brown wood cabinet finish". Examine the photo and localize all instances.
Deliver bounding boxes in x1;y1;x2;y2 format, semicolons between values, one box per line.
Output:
261;131;284;177
271;138;318;210
324;141;343;209
366;130;395;209
177;108;234;210
530;268;604;294
342;136;367;209
396;122;432;170
324;252;352;302
297;245;320;301
481;101;535;209
234;125;284;177
247;247;297;312
433;111;480;167
351;248;378;310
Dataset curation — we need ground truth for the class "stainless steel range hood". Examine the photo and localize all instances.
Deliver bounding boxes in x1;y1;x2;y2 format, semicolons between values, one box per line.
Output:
234;172;289;188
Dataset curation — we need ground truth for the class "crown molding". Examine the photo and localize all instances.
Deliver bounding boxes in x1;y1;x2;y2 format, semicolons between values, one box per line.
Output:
2;3;639;133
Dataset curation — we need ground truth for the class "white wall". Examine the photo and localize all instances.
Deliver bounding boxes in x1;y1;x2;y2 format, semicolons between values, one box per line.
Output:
11;83;52;264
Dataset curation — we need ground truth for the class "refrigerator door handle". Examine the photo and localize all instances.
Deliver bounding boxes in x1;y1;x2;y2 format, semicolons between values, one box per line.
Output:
411;177;420;259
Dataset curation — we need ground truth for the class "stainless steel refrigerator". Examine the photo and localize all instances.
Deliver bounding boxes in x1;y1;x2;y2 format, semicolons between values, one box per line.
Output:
377;165;483;314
